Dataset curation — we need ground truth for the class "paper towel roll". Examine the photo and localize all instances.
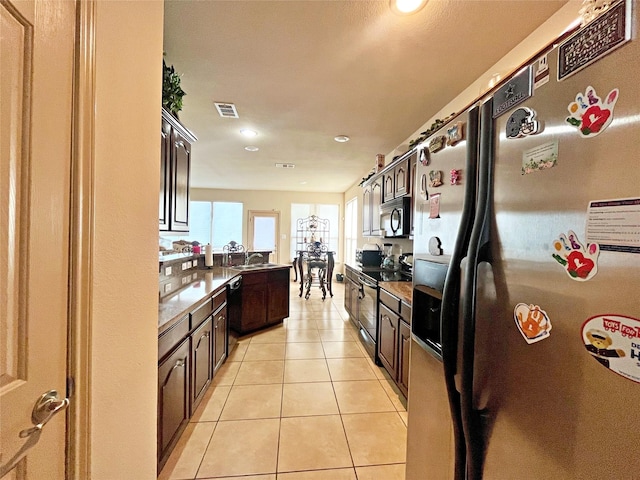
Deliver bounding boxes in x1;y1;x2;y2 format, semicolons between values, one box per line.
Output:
205;244;213;267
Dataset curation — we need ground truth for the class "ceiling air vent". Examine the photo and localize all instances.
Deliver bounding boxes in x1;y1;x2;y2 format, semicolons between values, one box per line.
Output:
275;163;295;169
214;102;239;118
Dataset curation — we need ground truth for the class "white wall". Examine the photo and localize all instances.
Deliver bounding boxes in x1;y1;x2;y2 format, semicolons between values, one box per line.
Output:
192;188;344;268
91;1;163;478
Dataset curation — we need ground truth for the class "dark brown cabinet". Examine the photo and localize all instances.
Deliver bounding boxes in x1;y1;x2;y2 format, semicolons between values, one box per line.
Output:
378;288;412;397
378;302;398;375
398;320;411;397
229;268;290;335
158;338;190;468
158;285;228;471
268;268;290;322
160;108;196;233
191;317;213;414
213;306;227;372
362;175;383;237
344;266;361;328
382;152;414;205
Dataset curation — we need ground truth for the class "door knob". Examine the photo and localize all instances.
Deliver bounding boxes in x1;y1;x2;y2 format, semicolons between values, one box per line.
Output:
19;390;69;438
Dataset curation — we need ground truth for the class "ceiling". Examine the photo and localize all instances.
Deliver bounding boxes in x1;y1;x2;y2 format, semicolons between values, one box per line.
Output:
163;0;569;194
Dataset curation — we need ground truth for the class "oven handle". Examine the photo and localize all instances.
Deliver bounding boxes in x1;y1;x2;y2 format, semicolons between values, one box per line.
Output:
359;277;378;289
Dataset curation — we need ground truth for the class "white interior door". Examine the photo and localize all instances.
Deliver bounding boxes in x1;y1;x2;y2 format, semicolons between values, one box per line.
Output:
1;0;75;477
248;210;280;263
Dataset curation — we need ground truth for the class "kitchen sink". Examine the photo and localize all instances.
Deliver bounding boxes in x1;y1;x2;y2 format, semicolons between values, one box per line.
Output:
231;263;281;271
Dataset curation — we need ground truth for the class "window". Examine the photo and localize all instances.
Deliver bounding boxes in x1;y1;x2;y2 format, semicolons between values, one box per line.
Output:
291;203;339;260
179;201;243;249
345;197;358;266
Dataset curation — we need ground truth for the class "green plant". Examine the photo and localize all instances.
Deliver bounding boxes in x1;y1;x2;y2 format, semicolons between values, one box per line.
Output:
162;59;186;116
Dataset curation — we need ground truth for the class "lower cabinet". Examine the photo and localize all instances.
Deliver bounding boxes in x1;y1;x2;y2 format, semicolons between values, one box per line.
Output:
213;305;227;372
158;338;190;467
158;285;229;471
378;288;412;398
378;303;399;375
191;317;213;415
343;267;360;323
230;268;290;334
398;320;411;397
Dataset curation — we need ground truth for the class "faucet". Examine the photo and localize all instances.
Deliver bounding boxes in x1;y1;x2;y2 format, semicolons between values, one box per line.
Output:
245;252;263;265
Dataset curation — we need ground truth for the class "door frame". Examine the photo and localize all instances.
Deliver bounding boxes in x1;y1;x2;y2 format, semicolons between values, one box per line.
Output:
247;210;280;264
66;1;96;477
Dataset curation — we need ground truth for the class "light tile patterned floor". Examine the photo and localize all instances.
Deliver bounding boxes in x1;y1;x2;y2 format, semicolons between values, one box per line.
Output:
159;280;407;480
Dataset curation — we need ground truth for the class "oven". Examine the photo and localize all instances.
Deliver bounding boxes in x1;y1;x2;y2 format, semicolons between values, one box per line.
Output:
355;271;379;360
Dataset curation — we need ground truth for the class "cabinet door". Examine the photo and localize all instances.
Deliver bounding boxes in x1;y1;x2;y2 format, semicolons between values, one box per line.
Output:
398;320;411;397
409;158;417;235
159;119;172;231
158;338;190;467
378;303;399;377
191;317;213;414
382;173;394;203
370;177;382;236
171;129;191;232
394;158;409;198
344;278;353;317
213;307;227;372
267;269;290;324
240;280;268;333
362;184;372;235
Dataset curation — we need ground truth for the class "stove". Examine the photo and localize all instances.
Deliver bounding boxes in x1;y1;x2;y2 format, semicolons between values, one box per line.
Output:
360;268;412;283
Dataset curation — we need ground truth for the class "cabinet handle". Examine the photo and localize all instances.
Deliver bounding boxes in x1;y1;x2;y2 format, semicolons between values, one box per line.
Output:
176;140;185;148
174;358;186;369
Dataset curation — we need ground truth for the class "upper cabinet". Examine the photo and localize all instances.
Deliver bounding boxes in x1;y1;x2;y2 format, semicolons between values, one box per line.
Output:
362;150;415;237
160;109;197;233
381;151;415;204
362;175;383;237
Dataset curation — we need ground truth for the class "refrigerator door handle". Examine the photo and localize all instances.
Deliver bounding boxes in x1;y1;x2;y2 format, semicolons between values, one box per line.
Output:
461;97;494;480
440;104;480;480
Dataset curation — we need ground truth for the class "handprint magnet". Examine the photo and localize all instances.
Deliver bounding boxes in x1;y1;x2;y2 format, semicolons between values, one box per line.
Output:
514;303;552;344
566;86;618;138
552;230;600;281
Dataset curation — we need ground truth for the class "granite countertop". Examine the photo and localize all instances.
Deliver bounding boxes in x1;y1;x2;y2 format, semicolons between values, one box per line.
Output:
379;281;413;305
158;267;239;332
158;263;292;333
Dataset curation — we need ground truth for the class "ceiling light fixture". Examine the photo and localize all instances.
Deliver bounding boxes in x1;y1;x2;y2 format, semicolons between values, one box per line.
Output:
240;128;258;138
245;145;259;152
334;135;350;143
390;0;427;15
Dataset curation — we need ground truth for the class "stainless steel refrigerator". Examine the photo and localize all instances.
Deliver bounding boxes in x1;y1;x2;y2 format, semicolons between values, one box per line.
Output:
407;3;640;478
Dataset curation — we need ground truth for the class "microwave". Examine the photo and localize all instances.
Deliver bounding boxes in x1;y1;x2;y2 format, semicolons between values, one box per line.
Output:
380;197;412;238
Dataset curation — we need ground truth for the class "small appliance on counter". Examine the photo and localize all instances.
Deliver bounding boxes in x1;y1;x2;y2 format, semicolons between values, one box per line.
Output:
355;246;383;268
381;243;401;271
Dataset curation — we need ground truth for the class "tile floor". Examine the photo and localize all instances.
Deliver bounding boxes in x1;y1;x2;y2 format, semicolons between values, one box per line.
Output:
159;280;408;480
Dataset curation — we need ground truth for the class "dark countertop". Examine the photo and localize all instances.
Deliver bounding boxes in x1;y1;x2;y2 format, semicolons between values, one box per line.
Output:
379;281;413;305
158;263;292;334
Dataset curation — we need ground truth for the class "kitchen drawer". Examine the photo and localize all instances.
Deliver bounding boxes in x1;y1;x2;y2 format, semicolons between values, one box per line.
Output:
212;287;227;312
379;288;401;313
158;314;189;362
401;301;412;325
190;297;213;329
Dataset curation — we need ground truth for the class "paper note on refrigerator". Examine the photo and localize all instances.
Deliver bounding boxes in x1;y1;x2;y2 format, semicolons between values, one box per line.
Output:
586;198;640;254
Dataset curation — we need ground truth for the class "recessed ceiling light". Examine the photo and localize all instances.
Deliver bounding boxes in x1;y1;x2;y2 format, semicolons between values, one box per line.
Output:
244;145;259;152
334;135;350;143
300;181;307;185
390;0;427;15
240;128;258;137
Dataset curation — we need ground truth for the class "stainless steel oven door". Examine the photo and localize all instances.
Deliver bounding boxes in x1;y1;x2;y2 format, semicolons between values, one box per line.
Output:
356;274;378;359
